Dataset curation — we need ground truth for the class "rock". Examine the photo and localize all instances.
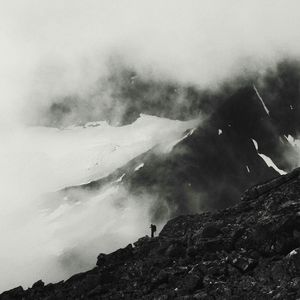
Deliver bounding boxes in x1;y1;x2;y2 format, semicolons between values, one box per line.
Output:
3;169;300;299
0;286;25;300
270;261;288;282
178;274;202;294
165;242;186;258
201;224;222;238
230;254;257;272
97;243;133;266
193;291;210;299
96;253;106;266
87;285;108;297
153;270;169;285
287;248;300;273
199;237;223;252
290;277;300;290
186;246;198;258
31;280;45;289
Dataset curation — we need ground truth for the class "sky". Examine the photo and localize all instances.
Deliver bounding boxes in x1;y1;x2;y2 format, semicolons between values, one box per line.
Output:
1;0;300;126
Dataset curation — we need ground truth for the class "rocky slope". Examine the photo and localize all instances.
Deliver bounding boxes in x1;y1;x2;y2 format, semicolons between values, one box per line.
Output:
3;168;300;299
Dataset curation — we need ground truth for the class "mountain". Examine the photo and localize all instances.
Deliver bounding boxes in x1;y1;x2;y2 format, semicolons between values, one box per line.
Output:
34;74;300;289
43;60;300;223
3;167;300;299
57;83;300;221
2;60;300;292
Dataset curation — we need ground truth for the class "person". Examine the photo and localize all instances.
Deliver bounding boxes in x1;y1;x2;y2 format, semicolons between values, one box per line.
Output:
150;224;157;238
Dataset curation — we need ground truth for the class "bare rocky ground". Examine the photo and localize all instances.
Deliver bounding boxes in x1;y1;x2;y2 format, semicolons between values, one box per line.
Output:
2;168;300;299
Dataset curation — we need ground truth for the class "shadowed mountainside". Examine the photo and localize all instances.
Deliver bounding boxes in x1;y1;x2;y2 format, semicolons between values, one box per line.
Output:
54;81;300;221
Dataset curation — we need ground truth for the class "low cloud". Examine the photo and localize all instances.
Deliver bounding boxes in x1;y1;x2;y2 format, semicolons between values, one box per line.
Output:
1;1;300;126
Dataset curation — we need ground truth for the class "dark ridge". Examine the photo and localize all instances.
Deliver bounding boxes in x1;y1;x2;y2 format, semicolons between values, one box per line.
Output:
3;168;300;299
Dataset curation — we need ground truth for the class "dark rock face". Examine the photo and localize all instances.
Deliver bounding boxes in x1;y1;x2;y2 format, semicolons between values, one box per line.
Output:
3;168;300;299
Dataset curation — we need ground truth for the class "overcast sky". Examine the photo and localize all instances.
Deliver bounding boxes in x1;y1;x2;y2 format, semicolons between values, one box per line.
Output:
1;0;300;126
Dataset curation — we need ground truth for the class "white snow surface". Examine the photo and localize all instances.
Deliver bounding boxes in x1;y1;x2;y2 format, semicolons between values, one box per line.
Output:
285;134;299;148
253;85;270;115
258;153;287;175
134;163;145;171
1;114;199;193
0;114;199;291
251;138;286;175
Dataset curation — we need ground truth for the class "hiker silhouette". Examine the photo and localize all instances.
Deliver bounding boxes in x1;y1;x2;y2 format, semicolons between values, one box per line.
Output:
150;224;157;238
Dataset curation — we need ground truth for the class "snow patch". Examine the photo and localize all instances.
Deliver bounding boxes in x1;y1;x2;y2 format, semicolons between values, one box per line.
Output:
251;138;258;151
289;249;298;257
134;163;144;172
258;153;286;175
115;173;126;183
284;134;298;147
251;138;286;175
253;85;270;115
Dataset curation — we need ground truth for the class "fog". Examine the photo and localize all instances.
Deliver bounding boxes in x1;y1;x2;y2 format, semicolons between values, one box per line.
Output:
1;0;300;292
2;0;300;125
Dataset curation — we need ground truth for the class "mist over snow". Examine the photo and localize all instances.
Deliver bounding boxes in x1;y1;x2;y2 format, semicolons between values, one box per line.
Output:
0;115;198;290
1;0;300;293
